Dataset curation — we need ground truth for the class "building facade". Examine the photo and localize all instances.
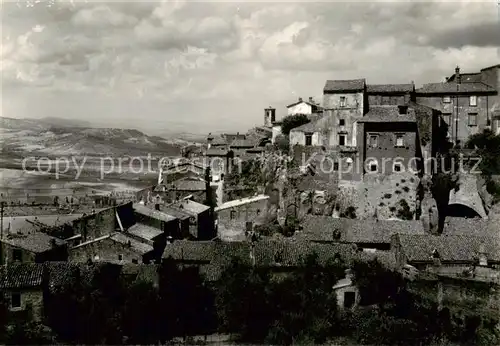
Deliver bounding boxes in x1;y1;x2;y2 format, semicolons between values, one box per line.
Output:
416;66;497;145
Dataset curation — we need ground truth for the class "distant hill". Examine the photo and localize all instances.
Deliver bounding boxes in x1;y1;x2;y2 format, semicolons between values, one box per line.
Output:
37;117;92;128
0;117;184;157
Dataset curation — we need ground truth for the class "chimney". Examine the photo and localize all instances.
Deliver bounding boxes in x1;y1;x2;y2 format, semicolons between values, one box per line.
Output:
309;97;314;104
298;97;303;102
455;66;461;84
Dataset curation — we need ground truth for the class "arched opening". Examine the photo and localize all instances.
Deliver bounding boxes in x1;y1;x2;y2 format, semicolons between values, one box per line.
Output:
446;203;482;218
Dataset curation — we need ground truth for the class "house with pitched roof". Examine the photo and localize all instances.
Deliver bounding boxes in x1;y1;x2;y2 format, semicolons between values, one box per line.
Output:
169;199;215;240
286;96;323;117
367;83;415;106
416;66;498;145
391;233;500;280
0;230;68;265
0;263;45;322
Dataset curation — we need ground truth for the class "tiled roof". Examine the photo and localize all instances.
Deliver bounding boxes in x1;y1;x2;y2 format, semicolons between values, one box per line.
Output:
162;240;216;262
416;82;496;94
126;223;163;240
367;84;414;93
358;105;417;123
1;231;67;253
286;100;324;109
44;262;81;288
442;217;492;236
215;195;269;212
324;79;366;92
0;263;44;289
397;234;500;262
133;203;177;223
230;139;255;148
110;233;154;254
447;73;482;84
299;216;424;244
290;115;336;133
170;179;207;191
210;136;228;146
171;200;210;215
161;206;191;220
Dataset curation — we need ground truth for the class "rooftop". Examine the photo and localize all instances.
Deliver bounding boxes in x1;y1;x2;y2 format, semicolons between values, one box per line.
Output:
324;79;366;92
160;205;191;220
169;179;207;191
215;195;270;212
110;232;154;254
126;223;164;240
447;73;482;84
230;139;255;148
286;99;324;109
133;203;177;223
442;217;492;236
3;214;84;234
299;216;424;244
358;105;417;123
1;231;67;253
367;84;414;93
416;82;496;94
0;263;44;289
396;234;500;262
206;148;230;156
171;199;210;215
290;114;337;133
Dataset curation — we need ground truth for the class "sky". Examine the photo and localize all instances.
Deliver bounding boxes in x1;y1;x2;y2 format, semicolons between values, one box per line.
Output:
1;0;499;136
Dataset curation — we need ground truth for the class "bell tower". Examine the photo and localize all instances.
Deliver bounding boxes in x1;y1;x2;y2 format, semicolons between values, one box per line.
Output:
264;106;276;127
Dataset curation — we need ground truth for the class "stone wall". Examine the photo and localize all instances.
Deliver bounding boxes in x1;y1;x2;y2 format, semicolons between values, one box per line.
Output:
217;198;269;234
70;236;148;264
2;289;44;322
73;206;118;242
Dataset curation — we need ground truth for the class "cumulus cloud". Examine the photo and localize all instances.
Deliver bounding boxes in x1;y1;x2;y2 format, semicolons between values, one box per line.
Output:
1;1;499;133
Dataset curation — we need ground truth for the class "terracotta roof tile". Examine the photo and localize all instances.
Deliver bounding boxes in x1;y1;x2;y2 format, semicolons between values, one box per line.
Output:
397;234;500;262
1;231;67;253
133;203;177;223
358;105;417;123
367;84;414;93
324;79;366;92
442;217;491;236
0;263;44;289
416;82;496;94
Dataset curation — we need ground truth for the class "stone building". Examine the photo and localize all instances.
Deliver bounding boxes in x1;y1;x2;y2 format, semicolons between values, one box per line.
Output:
322;78;367;147
0;263;45;323
367;83;415;106
332;269;360;310
0;231;68;265
416;66;497;146
215;195;270;240
169;199;215;240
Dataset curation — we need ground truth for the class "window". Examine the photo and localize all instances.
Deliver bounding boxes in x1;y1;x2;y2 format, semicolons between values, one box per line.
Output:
256;209;261;215
344;291;356;309
132;259;138;264
442;113;451;124
11;293;21;309
369;134;378;148
443;96;451;103
395;134;404;147
333;162;339;171
12;249;22;262
339;134;346;146
339;118;345;126
340;96;346;107
118;254;123;261
305;134;313;146
393;163;402;172
230;210;236;220
468;113;477;126
469;95;477;107
367;159;378;173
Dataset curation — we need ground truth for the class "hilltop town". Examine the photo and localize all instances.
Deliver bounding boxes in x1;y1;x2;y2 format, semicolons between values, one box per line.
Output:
1;64;500;345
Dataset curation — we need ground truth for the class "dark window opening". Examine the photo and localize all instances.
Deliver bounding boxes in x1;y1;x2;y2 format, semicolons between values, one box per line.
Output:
11;293;21;308
339;135;346;146
340;96;346;107
334;162;339;171
370;164;377;172
256;209;261;215
118;254;123;261
344;291;356;308
132;259;138;264
394;164;402;172
12;249;22;262
339;118;345;126
305;134;313;146
230;210;236;220
398;105;408;115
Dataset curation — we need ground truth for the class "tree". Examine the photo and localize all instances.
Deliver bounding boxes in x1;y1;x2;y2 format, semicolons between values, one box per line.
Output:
281;114;310;136
274;134;290;153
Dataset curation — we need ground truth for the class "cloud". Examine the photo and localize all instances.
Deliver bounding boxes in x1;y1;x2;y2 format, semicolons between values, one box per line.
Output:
1;1;499;133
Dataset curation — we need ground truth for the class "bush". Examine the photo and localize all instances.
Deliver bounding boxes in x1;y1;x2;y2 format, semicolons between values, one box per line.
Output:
281;114;310;136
